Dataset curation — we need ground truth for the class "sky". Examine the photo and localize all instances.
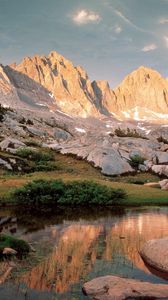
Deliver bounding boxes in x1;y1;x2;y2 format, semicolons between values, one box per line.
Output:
0;0;168;87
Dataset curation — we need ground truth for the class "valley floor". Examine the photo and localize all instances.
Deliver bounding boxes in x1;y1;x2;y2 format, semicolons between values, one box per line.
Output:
0;151;167;207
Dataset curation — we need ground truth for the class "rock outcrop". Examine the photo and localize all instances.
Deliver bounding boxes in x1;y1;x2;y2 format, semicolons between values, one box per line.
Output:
83;275;168;300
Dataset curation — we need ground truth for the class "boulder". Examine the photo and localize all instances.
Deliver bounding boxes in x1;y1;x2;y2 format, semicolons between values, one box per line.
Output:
26;126;48;137
159;179;168;189
160;144;168;152
138;164;148;172
54;128;71;141
156;151;168;164
83;275;168;300
0;158;12;170
140;238;168;274
144;182;160;188
163;183;168;190
152;165;168;177
0;138;25;151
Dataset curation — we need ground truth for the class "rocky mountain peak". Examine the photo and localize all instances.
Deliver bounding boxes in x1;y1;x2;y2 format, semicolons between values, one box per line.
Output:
107;65;168;122
0;50;168;123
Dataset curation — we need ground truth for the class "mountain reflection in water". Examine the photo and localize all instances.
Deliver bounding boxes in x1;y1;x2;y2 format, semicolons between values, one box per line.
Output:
17;208;168;293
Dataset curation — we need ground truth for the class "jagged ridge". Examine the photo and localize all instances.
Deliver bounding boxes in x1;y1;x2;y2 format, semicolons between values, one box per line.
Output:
0;51;168;122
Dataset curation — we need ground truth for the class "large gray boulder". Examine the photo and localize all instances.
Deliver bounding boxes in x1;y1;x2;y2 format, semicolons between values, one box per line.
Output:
83;276;168;300
61;144;134;176
140;238;168;274
53;128;71;141
155;151;168;164
26;126;48;137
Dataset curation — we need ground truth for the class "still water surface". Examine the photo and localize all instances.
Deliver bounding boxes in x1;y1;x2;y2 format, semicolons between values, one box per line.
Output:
0;206;168;299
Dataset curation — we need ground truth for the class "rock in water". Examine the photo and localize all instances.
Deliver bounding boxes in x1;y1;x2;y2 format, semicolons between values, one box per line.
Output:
83;275;168;300
140;237;168;274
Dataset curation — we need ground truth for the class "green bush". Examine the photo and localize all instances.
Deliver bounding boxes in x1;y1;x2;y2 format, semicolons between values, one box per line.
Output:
25;139;41;147
58;181;125;205
16;148;54;162
130;154;145;167
127;178;147;185
13;179;65;206
12;179;127;207
33;161;61;172
0;234;30;255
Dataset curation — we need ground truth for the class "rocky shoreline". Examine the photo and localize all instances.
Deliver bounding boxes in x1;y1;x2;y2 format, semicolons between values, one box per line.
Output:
83;237;168;299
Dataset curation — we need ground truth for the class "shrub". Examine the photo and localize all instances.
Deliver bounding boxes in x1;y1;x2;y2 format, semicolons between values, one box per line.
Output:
25;139;41;147
0;234;30;256
33;161;61;172
13;179;65;206
157;136;168;144
0;104;8;122
16;148;54;162
26;119;34;125
12;179;127;207
130;154;145;167
127;178;147;185
19;117;26;124
115;128;147;139
58;181;126;206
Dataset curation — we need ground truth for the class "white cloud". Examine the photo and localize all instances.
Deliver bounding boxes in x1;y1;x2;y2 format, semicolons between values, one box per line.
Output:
142;44;157;52
164;36;168;47
159;17;168;24
72;9;101;25
114;25;122;34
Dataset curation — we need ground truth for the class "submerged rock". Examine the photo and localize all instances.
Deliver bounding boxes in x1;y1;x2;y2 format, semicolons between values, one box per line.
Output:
83;275;168;300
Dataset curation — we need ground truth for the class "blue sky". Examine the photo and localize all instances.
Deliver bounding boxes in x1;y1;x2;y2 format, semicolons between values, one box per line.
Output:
0;0;168;87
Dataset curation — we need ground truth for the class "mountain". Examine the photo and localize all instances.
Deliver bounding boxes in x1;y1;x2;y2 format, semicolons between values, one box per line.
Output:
0;51;168;122
6;51;100;117
108;66;168;122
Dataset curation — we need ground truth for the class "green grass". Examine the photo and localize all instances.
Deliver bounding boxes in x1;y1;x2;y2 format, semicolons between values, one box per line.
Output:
0;150;167;207
0;234;30;255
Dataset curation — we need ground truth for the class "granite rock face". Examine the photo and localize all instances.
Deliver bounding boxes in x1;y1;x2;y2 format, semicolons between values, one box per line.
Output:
83;275;168;300
1;107;168;177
